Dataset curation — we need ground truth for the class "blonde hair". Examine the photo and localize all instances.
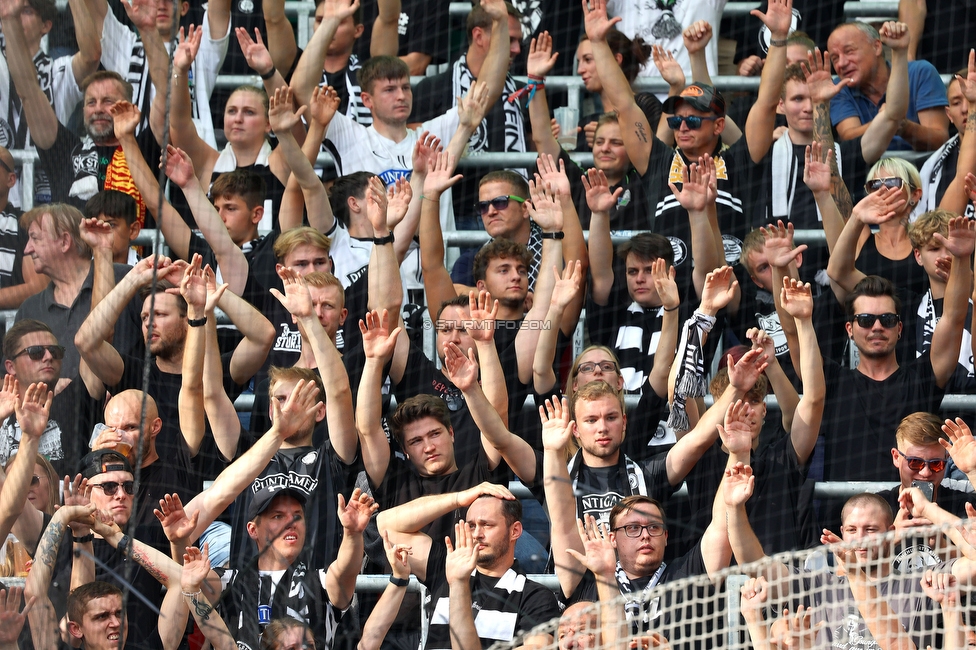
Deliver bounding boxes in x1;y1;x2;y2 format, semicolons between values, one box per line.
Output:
20;204;90;258
867;157;921;192
304;271;345;309
894;412;947;448
273;227;331;263
908;209;953;249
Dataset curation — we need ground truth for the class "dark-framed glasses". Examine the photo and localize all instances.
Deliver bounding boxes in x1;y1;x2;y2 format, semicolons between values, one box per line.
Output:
851;313;900;329
613;523;666;538
577;361;618;374
90;481;135;496
14;345;65;361
666;115;718;130
475;195;525;216
896;450;946;473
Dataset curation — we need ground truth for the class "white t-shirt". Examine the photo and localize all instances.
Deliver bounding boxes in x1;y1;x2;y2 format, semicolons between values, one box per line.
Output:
607;0;727;81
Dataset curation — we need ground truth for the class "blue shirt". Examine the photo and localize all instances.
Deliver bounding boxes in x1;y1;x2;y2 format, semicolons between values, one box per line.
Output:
830;59;948;151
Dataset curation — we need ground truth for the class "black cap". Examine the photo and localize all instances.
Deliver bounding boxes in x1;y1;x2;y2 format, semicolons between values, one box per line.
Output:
80;450;133;480
662;83;726;117
246;486;308;522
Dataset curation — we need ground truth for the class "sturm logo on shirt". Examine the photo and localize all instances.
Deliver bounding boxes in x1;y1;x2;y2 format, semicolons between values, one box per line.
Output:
251;472;320;495
274;323;303;352
301;450;319;465
722;234;742;265
73;150;99;177
668;236;688;266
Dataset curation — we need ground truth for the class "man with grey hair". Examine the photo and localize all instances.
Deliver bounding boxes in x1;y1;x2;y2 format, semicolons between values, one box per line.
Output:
826;20;948;151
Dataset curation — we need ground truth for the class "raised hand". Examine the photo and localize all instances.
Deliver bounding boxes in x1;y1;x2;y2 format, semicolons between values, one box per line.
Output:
761;220;806;269
957;49;976;105
321;0;361;23
551;261;583;312
933;215;976;258
154;493;199;547
652;45;685;88
181;544;213;593
235;27;275;77
271;378;323;440
802;141;833;193
879;21;910;52
479;0;507;22
737;55;764;78
652;258;679;311
365;175;390;233
747;327;775;359
62;475;90;510
537;153;572;197
526;31;559;79
443;343;480;392
90;508;122;539
178;254;208;314
896;486;931;520
79;218;115;252
0;586;34;646
719;400;756;458
163;144;198;188
728;349;769;393
852;185;906;224
526;178;564;232
540;397;574;452
722;462;756;506
582;0;621;42
581;168;623;214
781;277;814;320
919;569;959;606
173;25;203;74
739;577;768;618
0;376;17;422
383;530;412;581
424;151;463;198
445;520;479;585
268;86;307;135
337;488;378;534
749;0;792;39
965;172;976;205
700;266;738;315
14;382;53;442
457;81;491;131
941;418;976;476
412;131;442;178
668;162;710;212
566;515;617;577
308;85;341;127
700;154;718;204
110;101;142;139
123;0;159;32
386;177;413;227
359;309;402;362
682;20;712;54
468;290;498;344
202;265;228;314
269;266;314;319
803;48;853;105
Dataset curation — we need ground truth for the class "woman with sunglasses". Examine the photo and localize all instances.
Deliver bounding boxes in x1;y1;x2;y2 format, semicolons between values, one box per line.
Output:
826;157;929;302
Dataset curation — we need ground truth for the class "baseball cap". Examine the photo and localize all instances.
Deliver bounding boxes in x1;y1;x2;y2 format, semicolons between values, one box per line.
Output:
80;449;133;480
662;83;726;117
246;486;308;522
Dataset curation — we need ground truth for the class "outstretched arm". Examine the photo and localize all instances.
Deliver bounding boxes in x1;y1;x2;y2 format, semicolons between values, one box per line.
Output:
472;0;511;109
583;168;622;306
647;260;681;398
930;217;975;388
179;545;235;650
860;23;911;164
446;521;481;650
359;532;412;650
526;33;562;160
357;310;399;486
263;0;298;74
0;1;58;149
781;279;824;464
807;48;855;221
291;0;360;106
67;0;101;88
0;381;49;552
533;262;582;395
743;0;793;162
420;151;463;321
371;0;401;56
326;490;378;609
179;256;215;457
939;51;976;216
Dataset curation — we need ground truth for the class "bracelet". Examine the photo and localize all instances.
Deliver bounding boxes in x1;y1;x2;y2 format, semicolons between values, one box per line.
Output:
663;305;679;312
540;231;565;240
389;576;410;587
373;232;395;246
181;590;203;598
117;534;131;557
768;38;788;47
187;316;207;327
421;195;440;202
260;66;277;80
508;78;545;104
71;532;94;544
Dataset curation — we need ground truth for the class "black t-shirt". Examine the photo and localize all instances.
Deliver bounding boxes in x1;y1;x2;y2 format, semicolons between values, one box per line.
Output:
910;1;976;75
816;356;945;483
557;149;649;231
572;452;675;524
855;236;929;301
352;0;451;66
879;483;975;520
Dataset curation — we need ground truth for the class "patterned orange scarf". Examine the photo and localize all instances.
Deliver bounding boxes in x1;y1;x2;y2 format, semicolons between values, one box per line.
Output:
103;147;147;227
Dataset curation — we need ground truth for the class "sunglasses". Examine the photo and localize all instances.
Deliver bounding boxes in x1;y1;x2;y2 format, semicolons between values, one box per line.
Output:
475;195;525;216
0;158;13;175
30;475;40;486
851;313;900;329
91;481;135;496
666;115;718;130
864;177;905;193
14;345;66;361
577;361;618;374
896;449;946;473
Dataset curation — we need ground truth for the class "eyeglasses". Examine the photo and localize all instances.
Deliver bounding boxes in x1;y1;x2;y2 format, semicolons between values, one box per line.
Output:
475;195;525;216
577;361;618;374
864;177;905;193
13;345;66;361
896;449;946;473
91;481;135;496
30;475;40;486
613;523;666;538
666;115;718;130
851;313;901;329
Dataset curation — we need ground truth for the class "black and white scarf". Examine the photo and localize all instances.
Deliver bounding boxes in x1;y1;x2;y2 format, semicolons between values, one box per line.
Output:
451;54;527;158
568;451;648;509
915;134;960;219
667;310;716;431
616;560;667;632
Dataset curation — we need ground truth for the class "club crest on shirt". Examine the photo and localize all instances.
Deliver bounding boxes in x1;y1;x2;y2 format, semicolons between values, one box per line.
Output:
379;169;411;186
722;234;742;265
667;236;688;266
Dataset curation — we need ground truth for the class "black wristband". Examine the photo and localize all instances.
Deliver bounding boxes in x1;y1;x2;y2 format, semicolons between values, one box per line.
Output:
540;231;565;240
389;576;409;587
373;232;395;246
187;316;207;328
117;535;131;557
260;66;277;80
663;305;679;312
768;38;788;47
71;532;94;544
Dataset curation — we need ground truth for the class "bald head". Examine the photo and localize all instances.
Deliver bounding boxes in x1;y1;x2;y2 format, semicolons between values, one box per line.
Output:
102;390;162;467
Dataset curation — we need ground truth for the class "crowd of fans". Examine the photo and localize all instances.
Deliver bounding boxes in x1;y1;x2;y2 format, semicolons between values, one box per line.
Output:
0;0;971;648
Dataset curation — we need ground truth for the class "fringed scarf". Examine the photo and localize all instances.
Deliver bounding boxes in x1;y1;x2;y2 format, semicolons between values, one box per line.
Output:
667;310;716;431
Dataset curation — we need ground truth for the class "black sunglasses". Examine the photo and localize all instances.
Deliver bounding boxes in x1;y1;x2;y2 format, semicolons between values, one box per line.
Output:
851;313;901;329
0;158;13;175
475;195;525;216
91;481;135;496
864;177;905;193
30;475;40;486
666;115;718;130
14;345;66;361
896;450;946;473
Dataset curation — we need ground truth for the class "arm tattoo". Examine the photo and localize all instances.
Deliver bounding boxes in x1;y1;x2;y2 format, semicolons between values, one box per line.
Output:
131;545;168;585
636;121;648;143
967;109;975;133
814;102;854;219
189;595;213;622
37;521;65;571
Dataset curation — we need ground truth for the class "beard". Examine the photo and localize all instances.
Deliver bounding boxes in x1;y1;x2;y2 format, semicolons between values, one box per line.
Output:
148;335;184;362
86;113;116;144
